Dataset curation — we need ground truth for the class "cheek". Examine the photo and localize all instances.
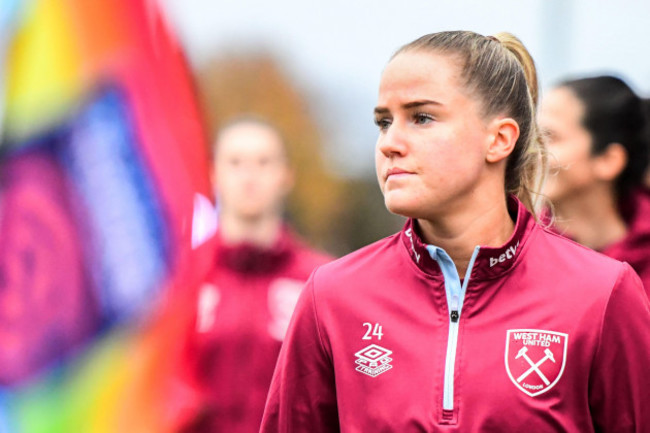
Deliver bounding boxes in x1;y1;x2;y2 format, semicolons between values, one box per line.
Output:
433;125;482;161
216;165;242;187
548;145;575;167
420;141;473;178
551;136;592;166
547;147;594;190
260;170;290;196
375;147;387;191
214;170;233;194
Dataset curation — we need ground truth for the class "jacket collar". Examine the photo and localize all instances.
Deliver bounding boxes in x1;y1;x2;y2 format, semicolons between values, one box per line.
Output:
601;187;650;267
400;196;536;280
215;226;294;274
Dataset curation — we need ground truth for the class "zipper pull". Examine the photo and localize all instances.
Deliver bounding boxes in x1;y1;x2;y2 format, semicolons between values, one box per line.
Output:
450;295;459;322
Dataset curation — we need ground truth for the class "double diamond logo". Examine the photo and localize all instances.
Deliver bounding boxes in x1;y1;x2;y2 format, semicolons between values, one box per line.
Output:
354;344;393;377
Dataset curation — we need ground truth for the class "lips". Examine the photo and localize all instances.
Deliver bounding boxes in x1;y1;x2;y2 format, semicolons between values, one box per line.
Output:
386;167;413;180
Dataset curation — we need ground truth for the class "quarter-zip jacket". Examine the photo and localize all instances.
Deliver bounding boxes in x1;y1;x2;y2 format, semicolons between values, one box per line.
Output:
261;198;650;432
177;228;331;433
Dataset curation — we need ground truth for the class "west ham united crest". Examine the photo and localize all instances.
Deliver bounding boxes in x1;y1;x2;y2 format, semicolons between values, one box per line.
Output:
355;344;393;377
505;329;568;397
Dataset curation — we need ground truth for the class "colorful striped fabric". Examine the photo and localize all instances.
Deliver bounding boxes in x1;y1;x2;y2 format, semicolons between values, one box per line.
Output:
0;0;217;430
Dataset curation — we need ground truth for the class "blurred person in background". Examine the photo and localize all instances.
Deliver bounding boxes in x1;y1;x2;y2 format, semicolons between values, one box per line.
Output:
260;31;650;432
539;76;650;291
177;117;332;433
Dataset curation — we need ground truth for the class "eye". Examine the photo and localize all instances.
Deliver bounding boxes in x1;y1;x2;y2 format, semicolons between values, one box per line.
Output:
374;116;392;131
541;128;559;145
413;112;434;125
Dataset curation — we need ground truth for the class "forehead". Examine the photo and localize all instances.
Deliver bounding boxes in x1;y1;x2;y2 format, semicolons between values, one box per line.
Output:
539;87;585;130
216;122;285;157
378;50;465;103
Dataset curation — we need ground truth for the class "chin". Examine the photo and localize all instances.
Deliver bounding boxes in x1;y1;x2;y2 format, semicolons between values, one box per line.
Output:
542;176;565;201
384;196;422;219
235;206;267;219
541;186;562;204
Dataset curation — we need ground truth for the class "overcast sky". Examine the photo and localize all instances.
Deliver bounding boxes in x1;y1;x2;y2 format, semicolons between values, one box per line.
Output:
160;0;650;176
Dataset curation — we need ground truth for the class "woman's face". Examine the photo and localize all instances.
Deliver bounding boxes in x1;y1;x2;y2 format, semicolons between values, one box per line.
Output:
215;123;292;220
374;50;494;220
538;87;595;204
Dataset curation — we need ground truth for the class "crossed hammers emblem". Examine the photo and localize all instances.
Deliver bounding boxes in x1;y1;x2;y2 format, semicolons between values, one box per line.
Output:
515;346;555;386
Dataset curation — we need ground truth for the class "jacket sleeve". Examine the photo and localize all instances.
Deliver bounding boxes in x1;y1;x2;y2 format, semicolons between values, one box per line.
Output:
260;273;340;433
589;263;650;432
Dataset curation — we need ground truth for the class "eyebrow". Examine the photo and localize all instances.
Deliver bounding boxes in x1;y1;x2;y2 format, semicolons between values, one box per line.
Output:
374;99;443;115
539;127;556;140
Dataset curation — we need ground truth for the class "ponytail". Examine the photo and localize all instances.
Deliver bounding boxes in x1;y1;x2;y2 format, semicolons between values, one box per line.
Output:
490;32;547;216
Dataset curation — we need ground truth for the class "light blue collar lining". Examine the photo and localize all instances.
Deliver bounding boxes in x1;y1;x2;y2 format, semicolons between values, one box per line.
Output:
425;245;481;320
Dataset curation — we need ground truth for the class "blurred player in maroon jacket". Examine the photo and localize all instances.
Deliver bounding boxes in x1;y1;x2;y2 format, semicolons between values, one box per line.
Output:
177;117;331;432
539;76;650;292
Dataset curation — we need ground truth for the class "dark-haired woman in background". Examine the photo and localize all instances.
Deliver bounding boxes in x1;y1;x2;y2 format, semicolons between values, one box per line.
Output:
539;76;650;293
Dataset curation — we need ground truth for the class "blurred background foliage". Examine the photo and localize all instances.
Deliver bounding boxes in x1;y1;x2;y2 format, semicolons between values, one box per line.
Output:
194;52;403;256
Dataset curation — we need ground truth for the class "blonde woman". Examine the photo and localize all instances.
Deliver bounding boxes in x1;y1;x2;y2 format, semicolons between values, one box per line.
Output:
261;31;650;432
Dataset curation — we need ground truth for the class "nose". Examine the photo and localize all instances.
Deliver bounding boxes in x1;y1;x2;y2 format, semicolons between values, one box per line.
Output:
377;123;408;158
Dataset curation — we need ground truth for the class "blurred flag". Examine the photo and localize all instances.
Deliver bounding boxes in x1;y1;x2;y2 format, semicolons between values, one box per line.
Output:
0;0;217;431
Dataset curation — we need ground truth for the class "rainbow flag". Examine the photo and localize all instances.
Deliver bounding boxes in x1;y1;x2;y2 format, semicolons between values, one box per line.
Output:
0;0;217;430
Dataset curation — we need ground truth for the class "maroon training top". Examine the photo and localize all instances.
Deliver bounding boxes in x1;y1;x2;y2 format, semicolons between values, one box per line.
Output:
261;197;650;432
179;227;331;433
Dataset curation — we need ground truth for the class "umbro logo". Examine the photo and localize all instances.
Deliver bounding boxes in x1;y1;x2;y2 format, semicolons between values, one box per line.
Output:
354;344;393;378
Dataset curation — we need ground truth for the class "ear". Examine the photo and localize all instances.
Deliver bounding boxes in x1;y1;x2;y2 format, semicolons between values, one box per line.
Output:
593;142;627;181
486;117;520;164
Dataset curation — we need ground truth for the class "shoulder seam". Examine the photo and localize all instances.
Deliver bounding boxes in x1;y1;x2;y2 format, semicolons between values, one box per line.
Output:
309;266;333;364
540;226;605;254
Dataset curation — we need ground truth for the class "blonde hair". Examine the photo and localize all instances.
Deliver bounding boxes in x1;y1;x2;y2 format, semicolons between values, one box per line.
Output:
395;31;547;216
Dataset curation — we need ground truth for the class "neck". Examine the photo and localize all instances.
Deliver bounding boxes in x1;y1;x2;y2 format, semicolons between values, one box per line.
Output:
417;195;515;277
552;185;627;251
218;212;284;248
